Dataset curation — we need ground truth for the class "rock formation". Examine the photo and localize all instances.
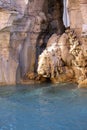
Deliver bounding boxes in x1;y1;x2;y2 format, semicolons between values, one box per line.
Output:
0;0;64;85
0;0;87;87
38;29;87;87
37;0;87;87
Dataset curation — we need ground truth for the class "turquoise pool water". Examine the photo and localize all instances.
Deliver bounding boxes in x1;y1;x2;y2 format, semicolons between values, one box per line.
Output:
0;83;87;130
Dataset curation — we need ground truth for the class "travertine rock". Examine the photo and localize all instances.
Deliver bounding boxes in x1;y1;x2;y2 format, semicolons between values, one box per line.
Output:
0;0;64;85
68;0;87;37
0;0;87;86
38;29;87;87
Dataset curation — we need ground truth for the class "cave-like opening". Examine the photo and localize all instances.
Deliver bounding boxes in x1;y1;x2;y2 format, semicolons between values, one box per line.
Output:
35;0;68;71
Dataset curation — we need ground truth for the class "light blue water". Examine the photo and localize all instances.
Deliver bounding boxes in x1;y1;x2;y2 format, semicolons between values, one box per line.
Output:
0;83;87;130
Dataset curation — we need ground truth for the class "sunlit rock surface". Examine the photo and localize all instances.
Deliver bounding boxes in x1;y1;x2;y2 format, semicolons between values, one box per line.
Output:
38;29;87;87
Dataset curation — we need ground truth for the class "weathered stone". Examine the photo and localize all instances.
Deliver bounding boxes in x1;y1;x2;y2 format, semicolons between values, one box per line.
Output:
47;34;60;47
0;0;87;86
51;67;74;83
37;28;87;86
78;79;87;88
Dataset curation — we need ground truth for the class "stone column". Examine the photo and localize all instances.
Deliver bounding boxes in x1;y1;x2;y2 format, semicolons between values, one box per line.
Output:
68;0;83;36
68;0;87;37
79;0;87;35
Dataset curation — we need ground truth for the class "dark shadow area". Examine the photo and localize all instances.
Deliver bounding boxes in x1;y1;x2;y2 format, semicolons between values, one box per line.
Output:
35;0;65;72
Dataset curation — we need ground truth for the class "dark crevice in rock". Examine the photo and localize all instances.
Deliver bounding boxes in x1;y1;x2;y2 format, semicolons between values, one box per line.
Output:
35;0;65;72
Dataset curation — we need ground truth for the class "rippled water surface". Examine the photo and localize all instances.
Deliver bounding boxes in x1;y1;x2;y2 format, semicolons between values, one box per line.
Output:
0;83;87;130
